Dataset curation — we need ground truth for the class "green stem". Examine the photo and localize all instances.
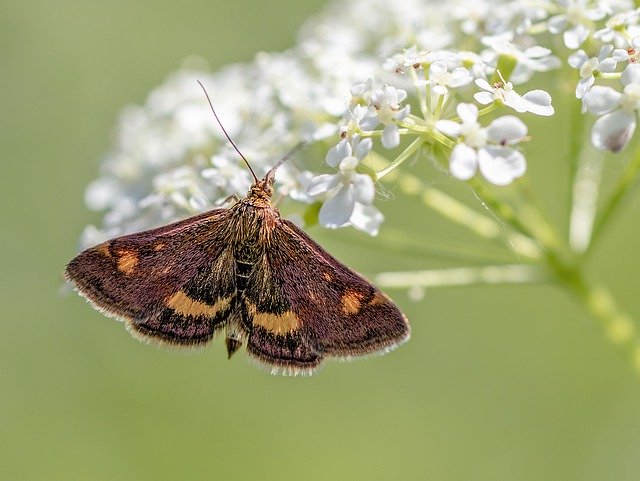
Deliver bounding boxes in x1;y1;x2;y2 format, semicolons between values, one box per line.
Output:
559;268;640;375
596;72;621;80
568;150;602;253
360;128;410;137
341;227;520;265
410;68;429;119
566;84;587;235
472;177;640;375
587;143;640;255
376;137;424;180
471;178;563;255
396;173;541;259
476;103;500;118
375;264;546;290
514;178;567;256
433;93;445;119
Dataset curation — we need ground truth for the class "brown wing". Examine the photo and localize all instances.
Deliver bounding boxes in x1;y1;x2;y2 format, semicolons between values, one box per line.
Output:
241;216;410;374
65;209;237;347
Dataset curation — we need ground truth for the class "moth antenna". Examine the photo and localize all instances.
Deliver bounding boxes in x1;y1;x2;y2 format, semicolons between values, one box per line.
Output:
197;80;258;182
266;141;308;178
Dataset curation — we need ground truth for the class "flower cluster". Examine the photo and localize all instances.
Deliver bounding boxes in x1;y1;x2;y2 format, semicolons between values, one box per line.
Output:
77;0;640;249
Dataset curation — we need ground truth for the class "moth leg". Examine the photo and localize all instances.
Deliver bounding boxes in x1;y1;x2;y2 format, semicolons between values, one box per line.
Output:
216;194;241;207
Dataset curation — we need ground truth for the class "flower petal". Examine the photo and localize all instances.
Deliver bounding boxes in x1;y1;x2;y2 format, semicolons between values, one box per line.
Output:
591;110;636;153
307;174;341;196
599;58;617;73
318;185;355;228
326;139;352;167
432;85;448;96
564;24;589;49
381;124;400;148
436;120;462;138
621;64;640;87
360;115;379;131
478;146;526;186
449;144;478;180
352;173;375;204
354;137;373;160
547;15;567;34
474;91;495;105
429;61;447;77
583;86;621;115
350;203;384;236
568;49;588;68
522;90;554;116
575;76;595;99
475;78;493;92
456;103;478;124
487;116;527;144
449;67;472;87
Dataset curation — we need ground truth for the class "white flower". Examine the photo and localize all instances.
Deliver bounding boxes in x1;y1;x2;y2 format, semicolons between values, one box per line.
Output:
349;79;375;107
326;137;373;167
383;52;407;74
399;45;432;68
612;36;640;63
547;0;607;49
458;50;491;79
370;85;410;148
201;154;253;196
141;165;211;213
383;46;461;75
275;169;316;203
339;104;378;139
594;9;640;47
423;61;473;96
481;32;561;84
583;64;640;152
568;45;618;99
350;204;384;235
79;0;640;244
452;1;491;35
436;103;528;185
474;78;554;116
307;138;382;235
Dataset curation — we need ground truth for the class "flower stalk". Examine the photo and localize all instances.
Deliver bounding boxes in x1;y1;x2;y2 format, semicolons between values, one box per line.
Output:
587;139;640;255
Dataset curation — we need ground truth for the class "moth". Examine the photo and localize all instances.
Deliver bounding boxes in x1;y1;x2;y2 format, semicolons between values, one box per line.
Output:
65;82;410;375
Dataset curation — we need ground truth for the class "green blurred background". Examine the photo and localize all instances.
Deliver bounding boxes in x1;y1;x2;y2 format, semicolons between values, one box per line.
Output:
2;1;640;480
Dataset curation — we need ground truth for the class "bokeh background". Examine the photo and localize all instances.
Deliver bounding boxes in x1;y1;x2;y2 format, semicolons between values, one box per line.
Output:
3;1;640;480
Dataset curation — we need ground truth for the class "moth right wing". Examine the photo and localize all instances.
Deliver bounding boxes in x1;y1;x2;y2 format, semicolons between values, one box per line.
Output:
240;217;409;374
65;209;238;347
273;219;410;357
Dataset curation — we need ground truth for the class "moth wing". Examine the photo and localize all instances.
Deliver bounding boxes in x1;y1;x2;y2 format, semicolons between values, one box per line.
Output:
276;219;410;356
65;209;237;347
241;216;409;373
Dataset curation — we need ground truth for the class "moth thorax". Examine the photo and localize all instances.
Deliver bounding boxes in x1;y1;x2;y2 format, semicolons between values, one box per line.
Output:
246;181;273;207
235;243;261;265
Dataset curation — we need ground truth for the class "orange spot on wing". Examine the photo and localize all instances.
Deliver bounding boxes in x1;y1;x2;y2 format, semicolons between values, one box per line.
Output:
368;291;389;306
117;251;138;274
342;290;365;315
166;291;231;318
154;243;165;251
323;272;333;281
95;242;112;258
247;302;300;335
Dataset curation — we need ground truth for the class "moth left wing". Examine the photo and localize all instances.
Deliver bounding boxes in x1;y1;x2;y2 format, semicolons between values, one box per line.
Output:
241;217;410;373
65;209;237;347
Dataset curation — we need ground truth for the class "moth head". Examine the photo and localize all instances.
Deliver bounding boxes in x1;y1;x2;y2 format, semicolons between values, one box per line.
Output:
246;175;275;206
257;176;275;197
